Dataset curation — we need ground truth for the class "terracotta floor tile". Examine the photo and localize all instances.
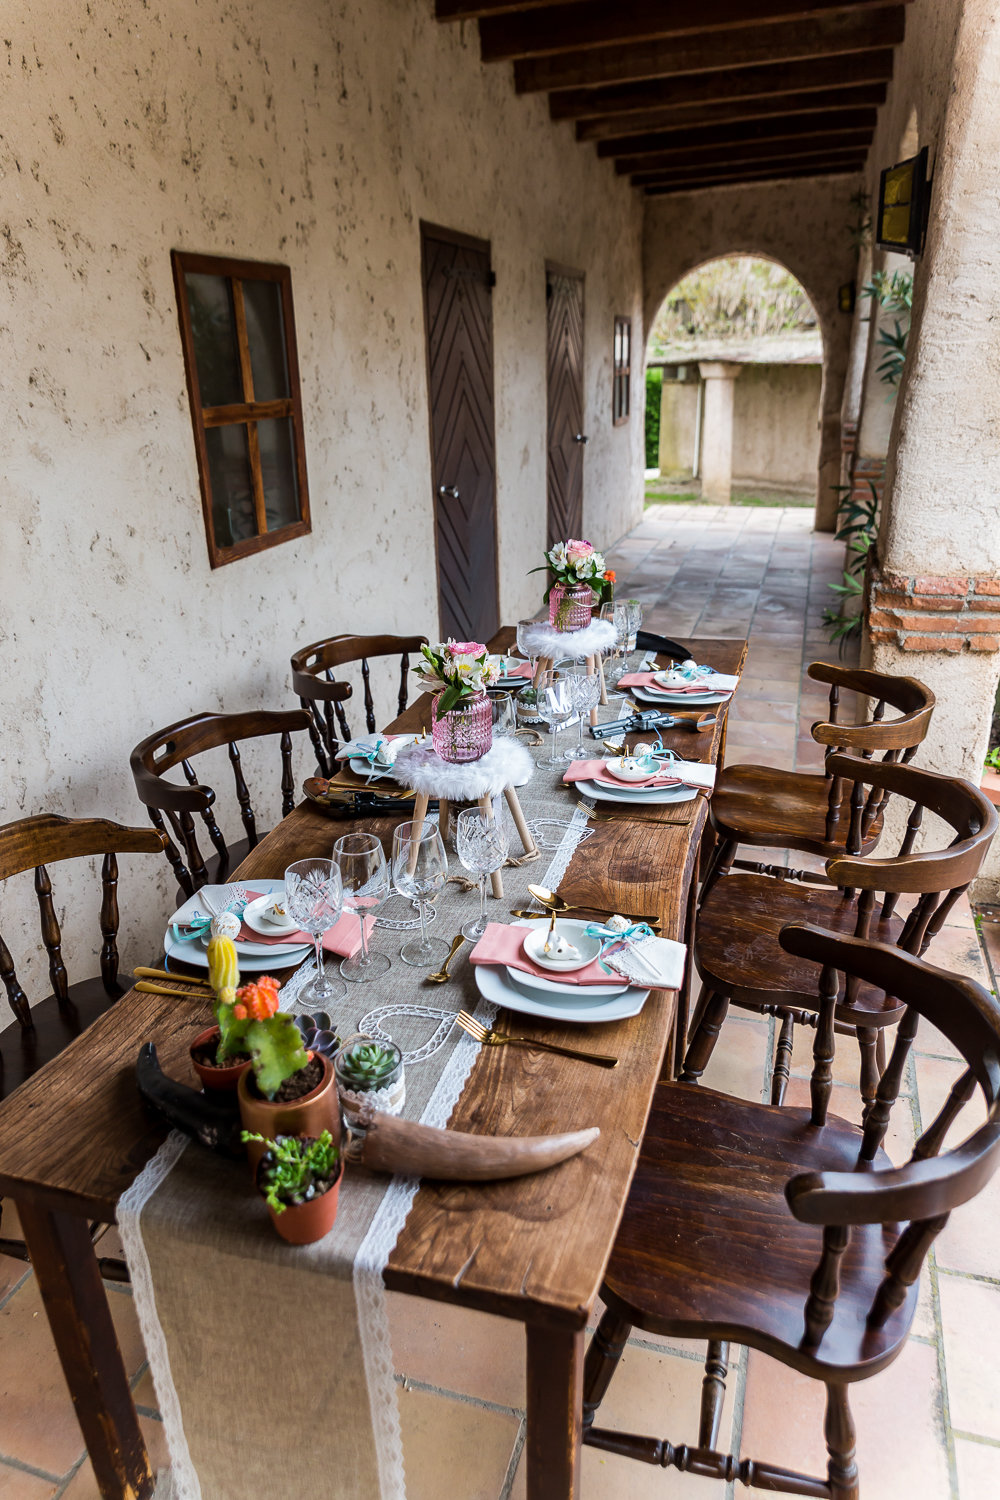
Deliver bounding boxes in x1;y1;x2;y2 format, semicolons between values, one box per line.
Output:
0;1465;58;1498
0;1278;147;1476
935;1168;1000;1280
387;1292;525;1408
939;1275;1000;1440
132;1364;159;1416
701;1016;769;1103
955;1436;1000;1498
915;1054;988;1152
728;700;798;725
921;924;992;986
397;1385;519;1500
915;1020;964;1063
788;1019;875;1091
781;1077;916;1167
58;1416;170;1499
0;1254;29;1307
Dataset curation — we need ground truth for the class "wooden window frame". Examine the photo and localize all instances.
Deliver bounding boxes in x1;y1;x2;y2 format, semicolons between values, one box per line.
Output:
171;250;311;568
613;314;631;427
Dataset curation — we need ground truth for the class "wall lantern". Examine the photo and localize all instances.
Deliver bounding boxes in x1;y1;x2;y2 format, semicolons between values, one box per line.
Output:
838;282;856;314
876;146;930;257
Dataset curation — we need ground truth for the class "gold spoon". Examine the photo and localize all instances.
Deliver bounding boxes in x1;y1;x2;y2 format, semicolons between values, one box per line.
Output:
425;933;467;985
525;884;661;928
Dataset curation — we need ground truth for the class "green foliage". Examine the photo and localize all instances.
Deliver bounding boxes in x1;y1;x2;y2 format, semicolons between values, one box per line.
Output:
644;366;662;468
242;1130;340;1215
337;1040;400;1089
985;747;1000;771
862;271;914;392
246;1013;310;1099
216;1004;252;1064
823;481;881;653
864;270;913;313
847;189;872;252
652;256;817;345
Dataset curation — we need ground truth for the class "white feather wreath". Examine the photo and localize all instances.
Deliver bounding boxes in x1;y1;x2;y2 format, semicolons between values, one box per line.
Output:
390;737;534;799
519;618;617;660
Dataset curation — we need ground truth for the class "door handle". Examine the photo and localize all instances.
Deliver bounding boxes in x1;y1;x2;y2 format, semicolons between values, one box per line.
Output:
574;434;589;444
438;484;460;499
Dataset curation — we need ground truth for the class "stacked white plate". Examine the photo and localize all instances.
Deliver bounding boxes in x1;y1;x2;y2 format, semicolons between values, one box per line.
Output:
574;775;699;806
336;732;420;782
473;918;650;1024
630;668;734;708
163;878;312;974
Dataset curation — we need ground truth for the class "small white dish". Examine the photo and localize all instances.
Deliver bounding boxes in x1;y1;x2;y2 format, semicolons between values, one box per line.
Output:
604;755;666;783
522;920;602;973
243;893;299;937
507;920;628;997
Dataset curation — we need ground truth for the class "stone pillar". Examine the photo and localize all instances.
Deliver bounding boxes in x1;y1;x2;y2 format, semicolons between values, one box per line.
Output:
866;0;1000;894
698;361;742;504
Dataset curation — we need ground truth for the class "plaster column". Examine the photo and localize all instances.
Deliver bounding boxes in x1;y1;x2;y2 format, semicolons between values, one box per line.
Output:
865;0;1000;895
698;362;742;504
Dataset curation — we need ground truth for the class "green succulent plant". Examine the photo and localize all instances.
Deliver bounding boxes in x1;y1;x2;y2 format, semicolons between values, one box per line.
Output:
337;1040;401;1090
242;1130;340;1215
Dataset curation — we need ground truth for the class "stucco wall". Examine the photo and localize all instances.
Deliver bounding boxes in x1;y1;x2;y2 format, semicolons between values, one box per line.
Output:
643;176;860;530
0;0;645;989
731;363;822;489
657;379;699;477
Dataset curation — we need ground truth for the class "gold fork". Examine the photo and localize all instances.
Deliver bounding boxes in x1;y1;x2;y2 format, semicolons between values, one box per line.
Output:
455;1010;618;1068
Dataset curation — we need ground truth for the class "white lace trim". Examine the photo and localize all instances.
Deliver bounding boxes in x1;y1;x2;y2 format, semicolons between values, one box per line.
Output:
117;1131;201;1500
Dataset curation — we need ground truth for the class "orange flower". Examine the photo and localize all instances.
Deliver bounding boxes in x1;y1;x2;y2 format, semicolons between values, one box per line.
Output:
606;569;616;584
234;977;281;1022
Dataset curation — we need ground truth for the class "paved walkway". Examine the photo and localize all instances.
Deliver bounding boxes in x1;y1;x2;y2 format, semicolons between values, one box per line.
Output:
0;504;998;1498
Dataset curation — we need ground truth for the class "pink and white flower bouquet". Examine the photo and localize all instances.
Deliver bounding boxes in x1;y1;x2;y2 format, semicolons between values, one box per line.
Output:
531;537;615;605
414;639;500;714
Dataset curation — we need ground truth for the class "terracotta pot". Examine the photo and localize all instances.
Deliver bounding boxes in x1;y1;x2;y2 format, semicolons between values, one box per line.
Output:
264;1161;344;1245
238;1054;341;1171
190;1026;251;1093
981;766;1000;809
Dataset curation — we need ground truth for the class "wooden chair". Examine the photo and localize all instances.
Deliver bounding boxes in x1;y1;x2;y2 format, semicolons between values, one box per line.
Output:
130;709;311;899
683;755;996;1106
584;926;1000;1499
700;665;935;904
290;632;428;776
0;813;167;1264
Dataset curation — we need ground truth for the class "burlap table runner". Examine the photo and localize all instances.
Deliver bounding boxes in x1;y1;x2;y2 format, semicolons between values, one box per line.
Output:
118;731;622;1500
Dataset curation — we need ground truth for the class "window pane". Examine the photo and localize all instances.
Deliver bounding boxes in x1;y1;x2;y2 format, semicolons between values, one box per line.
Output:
184;273;244;407
242;279;290;401
205;424;258;546
257;417;300;530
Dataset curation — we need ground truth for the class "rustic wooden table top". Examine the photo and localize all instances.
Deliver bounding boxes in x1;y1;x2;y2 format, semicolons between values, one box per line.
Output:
0;635;746;1331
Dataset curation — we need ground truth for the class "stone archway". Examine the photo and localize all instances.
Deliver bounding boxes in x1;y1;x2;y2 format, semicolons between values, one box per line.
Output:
643;174;862;530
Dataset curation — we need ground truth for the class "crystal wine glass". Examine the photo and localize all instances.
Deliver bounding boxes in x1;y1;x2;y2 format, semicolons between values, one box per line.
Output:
391;821;451;968
625;598;643;653
567;667;601;760
333;831;391;982
535;669;574;767
455;806;509;941
490;690;517;739
284;859;347;1005
516;619;538;677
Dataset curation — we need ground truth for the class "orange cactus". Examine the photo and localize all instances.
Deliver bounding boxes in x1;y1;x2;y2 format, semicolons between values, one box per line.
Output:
233;976;281;1022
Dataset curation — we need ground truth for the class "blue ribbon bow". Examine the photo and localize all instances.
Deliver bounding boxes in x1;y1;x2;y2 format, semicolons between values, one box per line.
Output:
170;910;214;944
584;920;657;976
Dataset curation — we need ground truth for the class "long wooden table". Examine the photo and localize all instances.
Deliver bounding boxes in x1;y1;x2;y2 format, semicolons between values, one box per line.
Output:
0;634;744;1500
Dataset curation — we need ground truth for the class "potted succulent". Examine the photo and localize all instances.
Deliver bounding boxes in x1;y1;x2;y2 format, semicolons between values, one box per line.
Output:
189;932;257;1092
531;538;614;632
241;1129;344;1245
334;1037;405;1125
414;640;501;763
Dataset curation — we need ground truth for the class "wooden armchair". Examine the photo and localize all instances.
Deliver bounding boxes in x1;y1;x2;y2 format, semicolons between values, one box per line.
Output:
700;664;935;903
0;813;167;1263
130;708;311;899
584;927;1000;1500
291;632;428;775
684;755;996;1106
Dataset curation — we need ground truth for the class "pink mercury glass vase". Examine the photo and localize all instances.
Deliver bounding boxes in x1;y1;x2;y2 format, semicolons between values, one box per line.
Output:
431;692;493;763
549;582;595;632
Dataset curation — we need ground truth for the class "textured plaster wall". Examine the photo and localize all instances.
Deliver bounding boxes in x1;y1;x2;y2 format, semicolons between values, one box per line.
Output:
731;363;822;489
0;0;644;990
643;176;860;531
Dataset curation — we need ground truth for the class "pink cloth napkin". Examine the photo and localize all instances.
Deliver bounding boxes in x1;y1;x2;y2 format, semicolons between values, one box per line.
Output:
500;659;534;679
562;759;681;788
618;671;732;696
469;922;615;986
237;892;375;955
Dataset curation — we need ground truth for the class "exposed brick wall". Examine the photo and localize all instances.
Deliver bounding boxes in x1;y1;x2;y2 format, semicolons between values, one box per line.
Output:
868;568;1000;652
850;455;885;510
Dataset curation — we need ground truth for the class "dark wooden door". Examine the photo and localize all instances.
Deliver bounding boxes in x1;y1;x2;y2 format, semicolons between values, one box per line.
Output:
421;225;499;643
546;267;586;549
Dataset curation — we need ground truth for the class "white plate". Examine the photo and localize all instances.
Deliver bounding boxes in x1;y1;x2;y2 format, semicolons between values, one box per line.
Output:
576;779;698;806
164;878;311;970
506;920;628;998
242;893;299;937
632;685;729;706
603;755;669;783
521;918;603;973
475;961;648;1024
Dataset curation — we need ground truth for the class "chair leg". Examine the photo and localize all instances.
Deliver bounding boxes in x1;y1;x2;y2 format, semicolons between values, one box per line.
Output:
680;992;730;1085
824;1383;859;1500
770;1011;796;1105
582;1307;632;1435
698;1341;730;1449
857;1027;880;1111
698;835;737;906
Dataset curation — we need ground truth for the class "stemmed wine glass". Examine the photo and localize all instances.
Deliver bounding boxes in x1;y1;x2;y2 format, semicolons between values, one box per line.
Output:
535;668;574;766
516;619;538;678
490;691;517;739
600;603;629;695
391;821;451;968
566;667;601;760
284;859;347;1005
455;806;509;941
333;831;391;982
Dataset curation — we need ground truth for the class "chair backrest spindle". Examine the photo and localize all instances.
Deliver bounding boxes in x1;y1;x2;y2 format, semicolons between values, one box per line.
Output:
290;633;429;772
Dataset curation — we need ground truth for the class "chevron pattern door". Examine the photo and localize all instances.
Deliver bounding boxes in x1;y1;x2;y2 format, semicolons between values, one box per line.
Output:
546;267;585;550
421;225;499;643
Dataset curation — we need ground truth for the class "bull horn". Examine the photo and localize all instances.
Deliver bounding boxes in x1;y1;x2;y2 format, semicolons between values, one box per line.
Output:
354;1104;599;1181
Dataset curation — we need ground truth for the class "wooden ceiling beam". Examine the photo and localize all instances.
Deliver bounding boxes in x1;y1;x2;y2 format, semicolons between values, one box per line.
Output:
632;150;868;185
596;107;877;159
436;0;577;20
641;161;866;194
481;0;905;64
576;83;887;141
615;134;872;175
515;8;906;93
550;50;896;120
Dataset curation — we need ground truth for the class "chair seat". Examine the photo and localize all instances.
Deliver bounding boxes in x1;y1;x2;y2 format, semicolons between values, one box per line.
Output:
710;764;883;857
601;1082;914;1380
696;873;905;1023
0;980;122;1101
